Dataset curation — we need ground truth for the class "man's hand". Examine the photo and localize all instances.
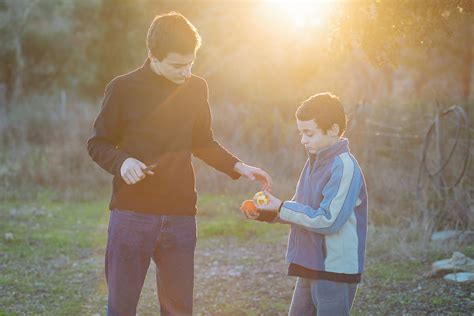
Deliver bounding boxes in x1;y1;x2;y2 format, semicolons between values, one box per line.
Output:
256;190;282;212
120;158;155;185
233;162;272;191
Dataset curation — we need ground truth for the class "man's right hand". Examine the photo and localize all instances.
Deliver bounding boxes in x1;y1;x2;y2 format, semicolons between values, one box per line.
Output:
120;158;155;185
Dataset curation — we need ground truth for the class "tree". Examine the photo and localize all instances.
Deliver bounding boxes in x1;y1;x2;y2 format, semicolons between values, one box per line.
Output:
333;0;473;107
0;0;38;110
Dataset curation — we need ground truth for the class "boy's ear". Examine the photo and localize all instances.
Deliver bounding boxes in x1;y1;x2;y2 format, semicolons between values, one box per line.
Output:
328;124;340;137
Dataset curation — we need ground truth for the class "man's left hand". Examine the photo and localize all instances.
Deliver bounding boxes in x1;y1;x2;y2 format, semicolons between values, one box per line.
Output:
234;162;272;191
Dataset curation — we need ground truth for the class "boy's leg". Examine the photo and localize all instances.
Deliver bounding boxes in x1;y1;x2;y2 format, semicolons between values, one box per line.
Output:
311;279;358;316
105;209;160;316
288;277;317;316
347;283;358;310
153;215;197;316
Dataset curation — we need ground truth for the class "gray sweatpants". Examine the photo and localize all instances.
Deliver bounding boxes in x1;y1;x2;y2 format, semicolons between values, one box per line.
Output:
288;277;358;316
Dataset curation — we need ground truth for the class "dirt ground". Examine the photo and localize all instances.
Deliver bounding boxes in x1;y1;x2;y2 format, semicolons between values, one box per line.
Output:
2;200;472;315
131;236;473;315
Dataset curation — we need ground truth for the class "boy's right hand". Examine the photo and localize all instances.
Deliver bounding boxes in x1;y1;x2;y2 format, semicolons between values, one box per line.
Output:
241;207;260;220
240;201;260;220
120;157;154;185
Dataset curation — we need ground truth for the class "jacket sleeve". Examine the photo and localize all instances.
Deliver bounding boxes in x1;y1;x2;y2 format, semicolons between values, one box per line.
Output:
278;155;363;234
87;80;130;176
191;79;241;179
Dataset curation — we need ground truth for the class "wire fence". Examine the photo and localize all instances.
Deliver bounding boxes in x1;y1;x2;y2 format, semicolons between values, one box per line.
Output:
416;105;471;232
347;102;472;232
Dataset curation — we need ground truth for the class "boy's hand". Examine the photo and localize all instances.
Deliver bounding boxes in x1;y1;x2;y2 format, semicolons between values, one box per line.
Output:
240;200;260;220
120;157;155;185
240;207;261;220
234;162;272;191
256;190;282;212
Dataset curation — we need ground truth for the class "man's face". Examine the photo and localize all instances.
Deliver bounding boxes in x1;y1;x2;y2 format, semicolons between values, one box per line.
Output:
297;119;339;154
149;51;195;84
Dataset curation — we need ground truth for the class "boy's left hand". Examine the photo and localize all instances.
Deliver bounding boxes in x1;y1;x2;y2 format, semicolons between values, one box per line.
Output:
256;190;282;212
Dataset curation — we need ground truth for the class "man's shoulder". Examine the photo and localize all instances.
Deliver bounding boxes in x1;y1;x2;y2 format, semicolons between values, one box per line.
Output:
190;74;207;83
189;74;208;89
106;66;144;90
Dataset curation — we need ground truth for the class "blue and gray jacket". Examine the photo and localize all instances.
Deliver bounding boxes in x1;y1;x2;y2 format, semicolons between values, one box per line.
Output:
269;139;368;281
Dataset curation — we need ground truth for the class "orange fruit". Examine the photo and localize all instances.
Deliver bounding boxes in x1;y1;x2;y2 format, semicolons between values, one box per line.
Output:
241;200;257;212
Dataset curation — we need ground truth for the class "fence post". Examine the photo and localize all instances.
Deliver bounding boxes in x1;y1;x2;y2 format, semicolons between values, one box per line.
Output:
0;84;7;134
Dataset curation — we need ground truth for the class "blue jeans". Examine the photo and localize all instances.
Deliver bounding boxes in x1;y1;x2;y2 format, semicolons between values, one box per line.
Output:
288;277;358;316
105;209;197;316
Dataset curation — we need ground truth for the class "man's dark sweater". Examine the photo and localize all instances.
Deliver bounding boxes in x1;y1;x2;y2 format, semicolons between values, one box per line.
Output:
87;59;241;215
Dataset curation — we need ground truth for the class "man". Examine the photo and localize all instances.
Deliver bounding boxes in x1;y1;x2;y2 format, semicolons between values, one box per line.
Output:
87;12;271;316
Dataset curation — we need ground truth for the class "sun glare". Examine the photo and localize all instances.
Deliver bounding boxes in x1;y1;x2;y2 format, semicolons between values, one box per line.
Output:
265;0;336;30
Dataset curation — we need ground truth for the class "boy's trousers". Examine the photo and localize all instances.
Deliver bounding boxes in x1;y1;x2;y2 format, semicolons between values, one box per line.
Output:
105;209;197;316
289;277;358;316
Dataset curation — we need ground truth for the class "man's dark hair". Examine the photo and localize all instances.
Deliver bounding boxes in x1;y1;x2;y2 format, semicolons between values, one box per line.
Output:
296;92;347;136
147;12;201;61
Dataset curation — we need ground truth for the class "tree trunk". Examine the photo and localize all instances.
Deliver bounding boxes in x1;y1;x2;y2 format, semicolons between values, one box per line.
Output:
0;84;7;133
461;2;473;116
6;0;38;108
10;36;24;107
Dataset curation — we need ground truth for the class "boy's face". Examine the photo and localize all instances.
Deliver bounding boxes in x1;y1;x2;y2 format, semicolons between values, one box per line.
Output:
297;119;339;154
149;51;195;84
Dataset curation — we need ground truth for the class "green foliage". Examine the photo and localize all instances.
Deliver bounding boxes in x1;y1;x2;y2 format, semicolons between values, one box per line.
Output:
1;0;472;101
334;0;473;65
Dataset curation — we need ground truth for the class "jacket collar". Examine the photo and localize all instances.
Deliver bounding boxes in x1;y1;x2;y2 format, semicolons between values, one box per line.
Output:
309;138;350;166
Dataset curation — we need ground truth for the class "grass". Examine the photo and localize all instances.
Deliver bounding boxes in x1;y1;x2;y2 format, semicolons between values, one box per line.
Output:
197;194;287;242
0;197;108;315
0;193;286;315
365;261;424;284
1;194;473;315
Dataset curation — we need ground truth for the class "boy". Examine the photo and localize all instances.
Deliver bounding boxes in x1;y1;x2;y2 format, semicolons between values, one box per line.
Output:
243;92;367;316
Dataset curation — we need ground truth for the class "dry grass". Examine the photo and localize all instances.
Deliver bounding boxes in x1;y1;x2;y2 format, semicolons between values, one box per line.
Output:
1;94;472;234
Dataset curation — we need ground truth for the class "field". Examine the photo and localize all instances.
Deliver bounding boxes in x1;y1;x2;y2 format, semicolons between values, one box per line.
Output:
1;194;472;315
1;1;474;315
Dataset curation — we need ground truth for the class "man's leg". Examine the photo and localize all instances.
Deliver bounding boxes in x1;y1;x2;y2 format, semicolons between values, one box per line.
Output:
153;215;197;316
106;209;160;316
288;277;317;316
311;279;358;316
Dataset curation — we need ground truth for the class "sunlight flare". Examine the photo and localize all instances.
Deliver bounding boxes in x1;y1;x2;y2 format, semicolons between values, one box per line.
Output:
264;0;337;30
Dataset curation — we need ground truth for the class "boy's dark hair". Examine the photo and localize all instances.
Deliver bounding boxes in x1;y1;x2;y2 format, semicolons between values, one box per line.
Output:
147;12;201;61
296;92;347;136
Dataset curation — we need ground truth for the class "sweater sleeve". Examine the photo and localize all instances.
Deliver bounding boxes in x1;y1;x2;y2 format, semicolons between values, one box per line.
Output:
87;80;130;176
191;79;241;179
278;155;363;234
